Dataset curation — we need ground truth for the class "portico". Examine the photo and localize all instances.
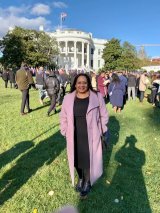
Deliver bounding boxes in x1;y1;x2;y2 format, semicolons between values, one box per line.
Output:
57;40;90;70
49;29;107;71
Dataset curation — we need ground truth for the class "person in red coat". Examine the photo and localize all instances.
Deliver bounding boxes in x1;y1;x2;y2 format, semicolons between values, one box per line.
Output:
97;71;106;98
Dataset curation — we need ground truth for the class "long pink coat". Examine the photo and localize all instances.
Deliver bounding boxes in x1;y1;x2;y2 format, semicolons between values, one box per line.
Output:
60;90;109;186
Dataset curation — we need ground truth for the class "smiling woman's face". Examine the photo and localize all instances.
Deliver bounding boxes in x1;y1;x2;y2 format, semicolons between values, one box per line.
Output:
75;76;88;94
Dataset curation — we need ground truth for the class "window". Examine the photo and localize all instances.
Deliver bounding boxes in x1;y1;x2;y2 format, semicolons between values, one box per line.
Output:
91;60;93;68
98;49;101;55
91;48;94;55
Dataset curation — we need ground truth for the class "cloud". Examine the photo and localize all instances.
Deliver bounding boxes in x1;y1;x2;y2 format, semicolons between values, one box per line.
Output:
7;5;29;15
0;2;69;38
5;6;24;15
31;3;50;15
0;5;29;16
0;14;51;37
53;1;68;8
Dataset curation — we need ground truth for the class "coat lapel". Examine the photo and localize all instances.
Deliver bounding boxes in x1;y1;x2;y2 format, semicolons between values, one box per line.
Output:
68;91;76;117
87;90;99;114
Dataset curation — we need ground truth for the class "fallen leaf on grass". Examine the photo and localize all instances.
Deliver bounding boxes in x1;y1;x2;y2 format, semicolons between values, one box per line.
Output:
114;198;119;203
106;180;111;184
146;171;151;175
48;191;54;196
33;208;38;213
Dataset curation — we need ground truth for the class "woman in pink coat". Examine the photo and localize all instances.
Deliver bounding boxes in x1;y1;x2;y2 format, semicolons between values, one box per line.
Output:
60;73;109;198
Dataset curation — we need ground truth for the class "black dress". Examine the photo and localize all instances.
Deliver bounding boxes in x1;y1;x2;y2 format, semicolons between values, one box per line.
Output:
74;96;90;169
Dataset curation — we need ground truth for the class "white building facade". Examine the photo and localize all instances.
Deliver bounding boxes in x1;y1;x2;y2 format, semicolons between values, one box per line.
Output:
49;29;108;71
141;65;160;72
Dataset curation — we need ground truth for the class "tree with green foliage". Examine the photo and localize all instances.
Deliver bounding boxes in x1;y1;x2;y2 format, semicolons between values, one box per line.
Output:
102;38;122;71
118;41;140;71
0;27;59;69
0;28;25;69
102;38;141;71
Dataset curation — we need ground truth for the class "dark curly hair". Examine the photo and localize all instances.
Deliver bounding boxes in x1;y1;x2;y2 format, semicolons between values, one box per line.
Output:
70;73;95;93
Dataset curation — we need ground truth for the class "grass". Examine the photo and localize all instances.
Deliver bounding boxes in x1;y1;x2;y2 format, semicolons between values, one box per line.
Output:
0;79;160;213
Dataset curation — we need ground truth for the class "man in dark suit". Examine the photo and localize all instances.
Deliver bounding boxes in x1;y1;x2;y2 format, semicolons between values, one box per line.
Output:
9;69;16;88
2;70;9;88
15;64;35;115
45;71;60;116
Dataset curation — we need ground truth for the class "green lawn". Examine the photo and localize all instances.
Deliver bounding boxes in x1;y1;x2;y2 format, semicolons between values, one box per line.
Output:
0;79;160;213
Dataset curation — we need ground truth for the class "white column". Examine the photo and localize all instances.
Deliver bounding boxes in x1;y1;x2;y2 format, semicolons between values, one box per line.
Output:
65;41;68;71
57;41;61;68
58;41;61;52
81;42;84;69
74;41;77;68
65;41;68;56
87;43;90;70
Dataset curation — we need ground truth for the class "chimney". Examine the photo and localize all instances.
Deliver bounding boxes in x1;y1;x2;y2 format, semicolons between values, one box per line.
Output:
39;25;44;31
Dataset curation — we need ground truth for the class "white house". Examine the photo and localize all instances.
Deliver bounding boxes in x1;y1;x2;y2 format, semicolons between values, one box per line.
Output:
141;65;160;72
49;29;108;71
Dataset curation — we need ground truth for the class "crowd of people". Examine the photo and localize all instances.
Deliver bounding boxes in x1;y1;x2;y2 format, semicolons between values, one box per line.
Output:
1;66;160;115
1;64;69;116
92;70;160;110
0;69;16;88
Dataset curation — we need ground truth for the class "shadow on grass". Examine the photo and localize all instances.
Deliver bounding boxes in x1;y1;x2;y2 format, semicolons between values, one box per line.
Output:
105;116;120;167
0;94;20;105
78;135;151;213
146;106;160;128
0;141;34;170
31;101;50;112
32;102;62;114
49;108;61;116
0;124;65;205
